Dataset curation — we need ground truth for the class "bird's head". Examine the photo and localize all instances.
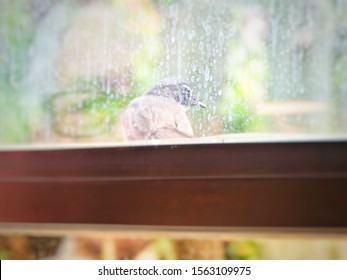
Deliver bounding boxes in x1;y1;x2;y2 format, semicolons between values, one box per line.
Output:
145;78;206;109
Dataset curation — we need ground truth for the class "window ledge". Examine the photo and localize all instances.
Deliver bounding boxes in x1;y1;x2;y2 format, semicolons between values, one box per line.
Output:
0;140;346;228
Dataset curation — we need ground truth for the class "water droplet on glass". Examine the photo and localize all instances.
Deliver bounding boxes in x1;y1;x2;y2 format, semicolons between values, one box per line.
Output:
204;67;210;82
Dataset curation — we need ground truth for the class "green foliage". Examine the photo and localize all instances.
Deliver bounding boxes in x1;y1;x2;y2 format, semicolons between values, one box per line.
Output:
0;1;35;80
48;87;137;137
0;1;36;144
152;238;177;260
155;0;176;6
0;249;10;260
220;82;255;133
226;241;260;260
218;11;266;134
0;81;30;143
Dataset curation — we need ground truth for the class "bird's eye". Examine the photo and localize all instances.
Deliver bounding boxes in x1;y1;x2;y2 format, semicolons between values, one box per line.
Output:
185;90;192;100
179;83;197;106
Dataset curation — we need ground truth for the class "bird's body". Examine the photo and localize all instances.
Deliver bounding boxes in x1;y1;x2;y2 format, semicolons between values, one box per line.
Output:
123;95;193;140
123;79;205;141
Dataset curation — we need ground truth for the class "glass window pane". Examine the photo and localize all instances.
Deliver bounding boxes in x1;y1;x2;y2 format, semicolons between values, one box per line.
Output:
1;0;347;145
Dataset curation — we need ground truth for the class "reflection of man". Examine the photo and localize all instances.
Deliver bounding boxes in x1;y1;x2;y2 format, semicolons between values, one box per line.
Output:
123;79;206;140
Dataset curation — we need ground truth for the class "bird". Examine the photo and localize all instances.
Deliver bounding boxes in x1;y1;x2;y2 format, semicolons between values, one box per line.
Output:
123;78;206;140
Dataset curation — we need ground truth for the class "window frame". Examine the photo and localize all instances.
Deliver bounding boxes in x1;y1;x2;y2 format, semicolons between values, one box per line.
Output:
0;141;346;228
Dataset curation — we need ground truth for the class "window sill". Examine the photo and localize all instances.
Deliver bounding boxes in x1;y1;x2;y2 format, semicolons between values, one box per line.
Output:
0;140;346;228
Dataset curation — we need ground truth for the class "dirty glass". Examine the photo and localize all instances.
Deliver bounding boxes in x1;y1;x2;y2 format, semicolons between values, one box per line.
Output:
0;0;346;145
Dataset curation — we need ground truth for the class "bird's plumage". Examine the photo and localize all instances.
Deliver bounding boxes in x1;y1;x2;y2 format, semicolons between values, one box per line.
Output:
123;95;193;140
123;79;204;141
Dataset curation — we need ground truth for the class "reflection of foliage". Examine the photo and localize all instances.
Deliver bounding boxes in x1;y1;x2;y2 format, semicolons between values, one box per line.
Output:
226;241;260;260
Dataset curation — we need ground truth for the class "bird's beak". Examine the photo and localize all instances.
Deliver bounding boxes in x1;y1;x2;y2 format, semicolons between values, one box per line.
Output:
197;101;207;108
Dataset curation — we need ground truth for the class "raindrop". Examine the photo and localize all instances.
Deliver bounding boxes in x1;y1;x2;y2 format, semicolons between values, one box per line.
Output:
204;67;210;82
